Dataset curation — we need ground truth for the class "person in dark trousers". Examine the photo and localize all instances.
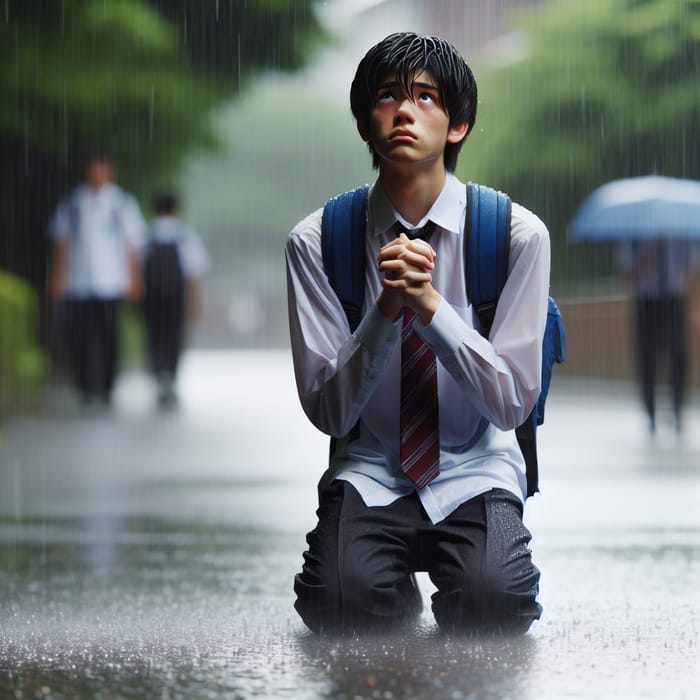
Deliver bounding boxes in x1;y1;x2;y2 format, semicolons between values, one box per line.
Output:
618;238;700;435
285;33;550;636
49;153;146;407
143;192;209;408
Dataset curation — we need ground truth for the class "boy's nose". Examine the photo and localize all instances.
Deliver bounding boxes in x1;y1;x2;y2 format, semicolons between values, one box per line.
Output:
394;97;415;123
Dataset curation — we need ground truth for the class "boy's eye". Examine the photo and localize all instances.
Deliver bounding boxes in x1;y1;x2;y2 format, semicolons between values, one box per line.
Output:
418;91;435;103
377;90;396;103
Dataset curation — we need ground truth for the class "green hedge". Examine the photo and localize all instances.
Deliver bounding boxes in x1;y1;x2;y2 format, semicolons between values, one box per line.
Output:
0;270;49;410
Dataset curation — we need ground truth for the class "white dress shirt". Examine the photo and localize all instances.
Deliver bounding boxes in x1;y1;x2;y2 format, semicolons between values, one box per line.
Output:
50;183;146;299
286;173;551;523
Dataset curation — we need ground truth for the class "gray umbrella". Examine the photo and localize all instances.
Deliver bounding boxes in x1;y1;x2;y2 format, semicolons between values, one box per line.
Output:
568;175;700;241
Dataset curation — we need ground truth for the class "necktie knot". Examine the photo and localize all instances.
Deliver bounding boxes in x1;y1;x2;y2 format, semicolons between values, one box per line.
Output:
396;220;436;242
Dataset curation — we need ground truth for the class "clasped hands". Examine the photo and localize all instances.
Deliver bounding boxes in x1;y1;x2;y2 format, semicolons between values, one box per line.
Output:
376;232;441;325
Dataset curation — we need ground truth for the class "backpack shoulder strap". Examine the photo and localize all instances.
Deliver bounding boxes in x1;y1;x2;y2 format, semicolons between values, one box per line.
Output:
321;185;370;332
465;182;512;337
465;183;542;496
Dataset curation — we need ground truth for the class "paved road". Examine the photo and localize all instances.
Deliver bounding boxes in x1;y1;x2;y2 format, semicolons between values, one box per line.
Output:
1;350;699;699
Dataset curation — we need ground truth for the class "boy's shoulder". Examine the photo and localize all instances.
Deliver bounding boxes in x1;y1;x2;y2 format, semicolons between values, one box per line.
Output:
286;207;326;264
288;206;324;244
510;200;550;246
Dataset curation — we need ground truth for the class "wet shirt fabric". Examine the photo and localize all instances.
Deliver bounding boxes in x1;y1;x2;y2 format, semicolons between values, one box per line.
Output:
286;173;551;524
49;183;146;299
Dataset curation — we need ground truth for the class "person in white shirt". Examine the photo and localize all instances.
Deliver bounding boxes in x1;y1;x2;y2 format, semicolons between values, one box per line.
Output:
142;191;209;408
286;33;550;635
49;153;145;405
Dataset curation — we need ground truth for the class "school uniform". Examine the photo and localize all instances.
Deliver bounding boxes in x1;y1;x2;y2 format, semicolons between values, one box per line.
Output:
286;174;550;634
142;215;209;387
50;182;145;401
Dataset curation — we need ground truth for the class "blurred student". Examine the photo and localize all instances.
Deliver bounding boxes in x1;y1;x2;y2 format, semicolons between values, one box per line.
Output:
618;238;700;434
49;153;146;406
142;192;209;408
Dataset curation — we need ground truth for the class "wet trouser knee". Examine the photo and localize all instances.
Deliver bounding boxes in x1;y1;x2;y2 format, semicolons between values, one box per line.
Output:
430;489;542;636
294;480;422;635
294;481;541;636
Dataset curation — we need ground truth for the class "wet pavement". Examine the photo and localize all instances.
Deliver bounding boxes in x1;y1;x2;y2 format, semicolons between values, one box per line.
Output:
1;349;699;699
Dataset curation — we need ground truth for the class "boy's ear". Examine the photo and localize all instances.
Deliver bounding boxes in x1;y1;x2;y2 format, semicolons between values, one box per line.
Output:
447;121;470;144
356;121;370;142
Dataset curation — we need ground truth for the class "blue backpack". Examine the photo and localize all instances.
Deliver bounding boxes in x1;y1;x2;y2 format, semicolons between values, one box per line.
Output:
321;182;565;497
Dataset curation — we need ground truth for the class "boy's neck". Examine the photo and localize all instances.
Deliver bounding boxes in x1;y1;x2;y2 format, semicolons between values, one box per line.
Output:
378;162;447;226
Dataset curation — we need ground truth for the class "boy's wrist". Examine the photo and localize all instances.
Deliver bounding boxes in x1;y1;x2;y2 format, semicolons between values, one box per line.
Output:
414;287;441;326
376;289;404;321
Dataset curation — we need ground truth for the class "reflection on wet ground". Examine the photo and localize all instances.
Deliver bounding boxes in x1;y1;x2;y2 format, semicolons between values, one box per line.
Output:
1;351;699;698
1;515;539;699
3;514;699;699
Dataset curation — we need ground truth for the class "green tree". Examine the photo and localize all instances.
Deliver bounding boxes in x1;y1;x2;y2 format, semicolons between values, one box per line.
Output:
0;0;323;334
459;0;700;292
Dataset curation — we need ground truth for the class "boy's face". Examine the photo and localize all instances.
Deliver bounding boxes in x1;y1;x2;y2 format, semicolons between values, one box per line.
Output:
358;70;468;170
86;158;114;189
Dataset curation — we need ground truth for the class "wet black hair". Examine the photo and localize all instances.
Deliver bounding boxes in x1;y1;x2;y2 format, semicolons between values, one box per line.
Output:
350;32;477;172
87;150;115;165
153;191;179;214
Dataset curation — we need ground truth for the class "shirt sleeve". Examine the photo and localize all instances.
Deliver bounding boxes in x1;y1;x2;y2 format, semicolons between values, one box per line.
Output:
285;209;400;438
48;197;72;241
120;194;147;250
417;204;551;431
180;229;210;278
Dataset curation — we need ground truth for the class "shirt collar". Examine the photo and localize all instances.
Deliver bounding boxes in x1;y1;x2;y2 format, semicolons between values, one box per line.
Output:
367;172;466;237
77;181;118;201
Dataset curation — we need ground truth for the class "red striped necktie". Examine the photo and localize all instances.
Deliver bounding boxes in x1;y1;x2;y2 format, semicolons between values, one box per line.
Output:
398;222;440;487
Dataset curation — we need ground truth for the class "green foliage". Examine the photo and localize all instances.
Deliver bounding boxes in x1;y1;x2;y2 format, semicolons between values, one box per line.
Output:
2;1;196;166
459;0;700;292
0;270;49;411
0;0;324;283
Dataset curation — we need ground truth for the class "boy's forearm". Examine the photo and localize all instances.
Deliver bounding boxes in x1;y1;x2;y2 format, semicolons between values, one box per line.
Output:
186;278;203;322
127;247;144;300
49;240;70;299
289;280;399;438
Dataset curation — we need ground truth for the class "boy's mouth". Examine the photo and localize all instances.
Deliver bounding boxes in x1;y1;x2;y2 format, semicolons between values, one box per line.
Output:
390;130;416;141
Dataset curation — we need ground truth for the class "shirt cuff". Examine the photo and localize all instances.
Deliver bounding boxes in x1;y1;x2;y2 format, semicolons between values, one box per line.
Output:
415;298;477;356
355;303;401;357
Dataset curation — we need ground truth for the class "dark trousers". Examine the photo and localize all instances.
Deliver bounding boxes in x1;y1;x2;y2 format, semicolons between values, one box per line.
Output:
64;298;120;401
143;292;185;377
294;480;542;636
634;296;686;428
